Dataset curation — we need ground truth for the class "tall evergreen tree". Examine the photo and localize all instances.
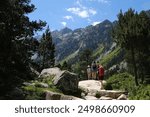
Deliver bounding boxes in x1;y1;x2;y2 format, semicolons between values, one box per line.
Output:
38;26;55;69
0;0;46;98
112;9;150;85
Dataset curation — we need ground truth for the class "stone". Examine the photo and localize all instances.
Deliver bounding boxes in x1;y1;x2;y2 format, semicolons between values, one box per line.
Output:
39;67;79;94
84;96;98;100
45;91;61;100
79;80;105;94
39;67;62;78
53;70;79;94
117;94;127;100
104;90;125;99
99;96;113;100
45;91;83;100
35;82;49;88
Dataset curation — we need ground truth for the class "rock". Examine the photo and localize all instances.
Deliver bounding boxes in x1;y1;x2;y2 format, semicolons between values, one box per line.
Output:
45;91;83;100
60;95;83;100
39;67;79;94
39;67;62;78
99;96;113;100
84;96;98;100
53;70;78;94
45;91;61;100
104;90;125;99
79;80;104;94
35;82;49;88
23;82;34;86
117;94;127;100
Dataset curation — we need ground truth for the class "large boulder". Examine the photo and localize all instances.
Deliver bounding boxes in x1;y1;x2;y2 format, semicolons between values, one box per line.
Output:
39;67;79;94
39;67;62;78
53;71;79;94
78;80;105;94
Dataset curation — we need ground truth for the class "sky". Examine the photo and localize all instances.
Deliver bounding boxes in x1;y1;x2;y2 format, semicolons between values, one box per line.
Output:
28;0;150;33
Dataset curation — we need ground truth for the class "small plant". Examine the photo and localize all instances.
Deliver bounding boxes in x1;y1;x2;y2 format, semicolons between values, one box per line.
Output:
95;91;101;98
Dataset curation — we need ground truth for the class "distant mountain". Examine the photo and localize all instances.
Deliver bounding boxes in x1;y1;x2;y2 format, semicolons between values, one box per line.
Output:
52;19;113;63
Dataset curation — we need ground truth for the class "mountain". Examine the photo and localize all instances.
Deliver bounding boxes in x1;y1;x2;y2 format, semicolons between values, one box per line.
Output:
52;20;113;63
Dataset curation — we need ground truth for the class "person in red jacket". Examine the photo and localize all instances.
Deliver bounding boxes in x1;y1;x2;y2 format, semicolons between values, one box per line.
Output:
98;65;104;88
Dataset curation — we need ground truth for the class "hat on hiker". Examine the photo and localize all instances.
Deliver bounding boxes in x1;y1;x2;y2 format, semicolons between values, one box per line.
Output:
87;65;90;68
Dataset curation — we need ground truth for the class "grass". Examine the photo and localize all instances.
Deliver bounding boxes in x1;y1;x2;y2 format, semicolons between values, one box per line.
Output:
92;45;104;58
99;47;120;67
60;50;78;64
22;76;62;100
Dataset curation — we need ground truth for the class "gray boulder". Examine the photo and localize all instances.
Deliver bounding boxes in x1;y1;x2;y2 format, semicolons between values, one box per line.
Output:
39;67;79;94
53;70;79;94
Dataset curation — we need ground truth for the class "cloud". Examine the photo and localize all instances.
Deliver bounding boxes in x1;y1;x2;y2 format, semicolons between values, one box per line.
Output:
61;22;67;27
92;21;101;26
66;0;97;18
88;0;110;4
64;16;73;20
67;6;97;18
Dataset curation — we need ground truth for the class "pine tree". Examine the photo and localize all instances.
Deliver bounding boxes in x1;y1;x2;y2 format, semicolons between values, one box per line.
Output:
38;26;55;69
112;9;150;85
0;0;46;98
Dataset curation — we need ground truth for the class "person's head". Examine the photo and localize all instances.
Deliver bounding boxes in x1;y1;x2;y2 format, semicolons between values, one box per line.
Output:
99;64;103;68
87;65;90;68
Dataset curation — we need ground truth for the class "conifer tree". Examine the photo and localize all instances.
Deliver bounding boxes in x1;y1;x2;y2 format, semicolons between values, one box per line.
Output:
38;26;55;69
112;9;150;85
0;0;46;98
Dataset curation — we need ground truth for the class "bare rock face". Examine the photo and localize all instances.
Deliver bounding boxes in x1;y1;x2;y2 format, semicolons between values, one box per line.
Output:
39;67;79;94
45;91;83;100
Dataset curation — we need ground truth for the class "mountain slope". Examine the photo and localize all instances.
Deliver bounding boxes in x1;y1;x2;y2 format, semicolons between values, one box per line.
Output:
52;20;113;63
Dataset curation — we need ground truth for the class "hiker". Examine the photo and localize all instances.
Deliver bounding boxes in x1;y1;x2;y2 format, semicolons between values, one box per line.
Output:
98;65;105;88
87;65;92;80
91;61;97;80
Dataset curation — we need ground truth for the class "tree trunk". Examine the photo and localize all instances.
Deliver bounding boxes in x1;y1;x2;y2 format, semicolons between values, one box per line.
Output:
131;47;139;86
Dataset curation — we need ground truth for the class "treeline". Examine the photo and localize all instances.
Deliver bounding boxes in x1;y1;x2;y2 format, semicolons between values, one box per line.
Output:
0;0;55;98
112;9;150;85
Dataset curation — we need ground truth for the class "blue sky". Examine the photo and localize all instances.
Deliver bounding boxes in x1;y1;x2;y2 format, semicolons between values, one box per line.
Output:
29;0;150;32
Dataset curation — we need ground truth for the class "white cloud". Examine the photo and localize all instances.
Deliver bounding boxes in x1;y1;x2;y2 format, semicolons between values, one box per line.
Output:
64;16;73;20
61;22;67;27
66;0;97;18
88;0;110;4
67;7;97;18
92;21;101;26
89;9;97;15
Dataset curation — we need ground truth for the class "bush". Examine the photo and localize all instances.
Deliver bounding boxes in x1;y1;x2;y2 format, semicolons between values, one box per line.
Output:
106;72;135;92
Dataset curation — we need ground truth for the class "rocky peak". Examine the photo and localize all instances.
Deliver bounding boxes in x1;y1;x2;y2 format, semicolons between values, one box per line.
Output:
59;27;72;35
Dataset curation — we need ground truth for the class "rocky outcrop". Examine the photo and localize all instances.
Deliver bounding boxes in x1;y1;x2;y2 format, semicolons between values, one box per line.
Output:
39;67;79;94
79;80;127;100
45;91;83;100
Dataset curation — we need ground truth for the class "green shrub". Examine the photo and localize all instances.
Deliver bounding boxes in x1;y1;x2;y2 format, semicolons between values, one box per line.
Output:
106;72;135;91
106;72;150;100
